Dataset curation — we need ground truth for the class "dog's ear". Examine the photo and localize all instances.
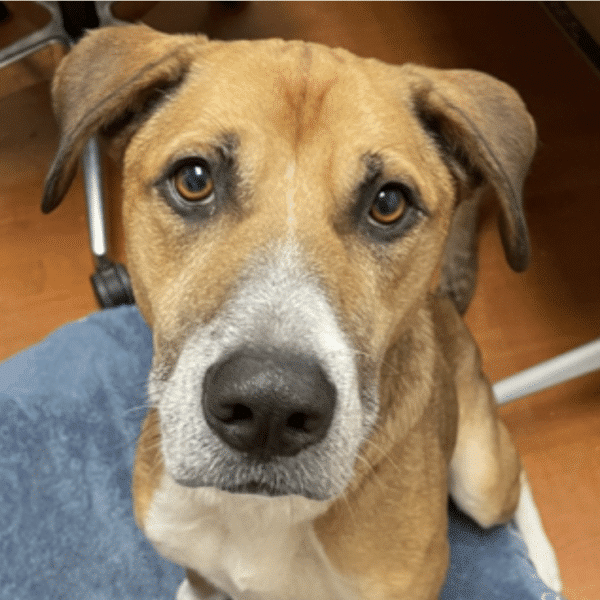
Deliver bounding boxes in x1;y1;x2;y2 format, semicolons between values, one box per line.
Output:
405;65;536;314
42;24;204;213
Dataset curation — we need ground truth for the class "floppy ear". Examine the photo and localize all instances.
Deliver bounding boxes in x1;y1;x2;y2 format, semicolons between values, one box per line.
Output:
405;65;536;314
42;24;204;213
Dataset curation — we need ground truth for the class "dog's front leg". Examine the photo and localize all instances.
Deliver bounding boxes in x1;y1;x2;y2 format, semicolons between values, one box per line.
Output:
435;297;561;592
434;296;521;527
177;570;230;600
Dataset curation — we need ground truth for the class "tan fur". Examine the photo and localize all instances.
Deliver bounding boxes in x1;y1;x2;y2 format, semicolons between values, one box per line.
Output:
132;408;164;530
44;25;539;600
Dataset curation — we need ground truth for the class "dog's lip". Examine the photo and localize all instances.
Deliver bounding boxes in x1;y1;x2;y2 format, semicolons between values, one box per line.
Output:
222;481;288;497
175;477;292;497
173;468;330;498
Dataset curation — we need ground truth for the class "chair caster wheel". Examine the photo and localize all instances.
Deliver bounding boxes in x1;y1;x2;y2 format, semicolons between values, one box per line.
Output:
91;260;135;308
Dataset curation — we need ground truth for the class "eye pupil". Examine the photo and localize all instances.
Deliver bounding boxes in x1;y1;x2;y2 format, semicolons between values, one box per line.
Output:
174;162;214;201
183;166;207;191
375;189;400;215
370;185;407;224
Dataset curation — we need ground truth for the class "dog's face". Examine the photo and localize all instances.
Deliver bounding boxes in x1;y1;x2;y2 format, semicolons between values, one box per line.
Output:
124;40;459;499
43;26;535;502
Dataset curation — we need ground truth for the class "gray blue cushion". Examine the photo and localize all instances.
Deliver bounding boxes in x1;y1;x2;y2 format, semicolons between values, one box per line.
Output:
0;306;564;599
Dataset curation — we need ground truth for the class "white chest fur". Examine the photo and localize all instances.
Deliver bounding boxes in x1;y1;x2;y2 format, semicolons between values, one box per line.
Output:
144;474;358;600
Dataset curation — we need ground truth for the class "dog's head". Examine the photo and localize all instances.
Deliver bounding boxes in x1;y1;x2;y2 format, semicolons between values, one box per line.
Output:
43;25;535;501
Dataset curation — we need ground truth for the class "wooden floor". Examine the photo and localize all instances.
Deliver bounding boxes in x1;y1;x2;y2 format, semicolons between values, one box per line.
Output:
1;2;599;598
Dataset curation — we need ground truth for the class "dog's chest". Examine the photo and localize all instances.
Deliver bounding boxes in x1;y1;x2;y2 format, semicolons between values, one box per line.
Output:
144;474;358;600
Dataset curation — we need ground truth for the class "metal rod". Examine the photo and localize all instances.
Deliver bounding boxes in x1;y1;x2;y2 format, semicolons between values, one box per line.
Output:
81;137;108;260
493;337;600;404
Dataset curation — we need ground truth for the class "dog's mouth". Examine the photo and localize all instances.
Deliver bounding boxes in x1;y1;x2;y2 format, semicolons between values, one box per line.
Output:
218;481;288;497
171;451;335;500
176;477;286;497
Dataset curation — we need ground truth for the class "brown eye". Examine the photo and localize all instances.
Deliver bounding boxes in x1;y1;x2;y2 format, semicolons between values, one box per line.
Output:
173;161;214;202
369;185;407;224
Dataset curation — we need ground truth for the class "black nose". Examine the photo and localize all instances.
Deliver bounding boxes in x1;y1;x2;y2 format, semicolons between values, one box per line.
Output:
202;349;336;458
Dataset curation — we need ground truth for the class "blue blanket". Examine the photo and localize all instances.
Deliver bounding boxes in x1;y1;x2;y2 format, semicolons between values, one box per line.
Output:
0;306;563;599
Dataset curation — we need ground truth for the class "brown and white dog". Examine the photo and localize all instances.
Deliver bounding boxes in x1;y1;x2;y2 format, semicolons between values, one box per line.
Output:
42;24;561;600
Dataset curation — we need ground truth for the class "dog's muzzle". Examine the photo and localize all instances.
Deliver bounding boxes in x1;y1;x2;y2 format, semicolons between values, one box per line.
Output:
202;348;336;459
151;244;375;499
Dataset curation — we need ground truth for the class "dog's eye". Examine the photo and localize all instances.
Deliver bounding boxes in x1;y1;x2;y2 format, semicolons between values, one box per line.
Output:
369;184;408;225
172;161;214;202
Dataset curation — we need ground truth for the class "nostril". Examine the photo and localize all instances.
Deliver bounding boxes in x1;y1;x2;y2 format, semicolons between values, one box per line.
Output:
230;403;253;423
286;412;307;431
210;401;254;424
286;411;321;432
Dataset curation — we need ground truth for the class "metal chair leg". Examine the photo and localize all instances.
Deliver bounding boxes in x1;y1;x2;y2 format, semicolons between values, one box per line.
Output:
0;2;69;69
1;1;134;307
81;138;134;308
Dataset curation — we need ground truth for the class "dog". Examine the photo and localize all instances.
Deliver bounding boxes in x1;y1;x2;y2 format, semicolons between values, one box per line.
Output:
42;24;562;600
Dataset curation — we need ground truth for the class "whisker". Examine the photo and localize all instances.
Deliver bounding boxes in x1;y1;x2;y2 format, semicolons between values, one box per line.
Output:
124;403;151;416
359;433;406;482
318;345;404;380
337;486;359;528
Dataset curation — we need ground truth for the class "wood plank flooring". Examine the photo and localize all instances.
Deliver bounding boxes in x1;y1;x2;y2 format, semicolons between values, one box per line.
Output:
1;2;599;598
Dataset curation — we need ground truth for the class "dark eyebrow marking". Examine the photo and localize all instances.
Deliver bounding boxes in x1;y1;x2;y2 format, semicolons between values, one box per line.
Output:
360;153;385;189
217;131;240;163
